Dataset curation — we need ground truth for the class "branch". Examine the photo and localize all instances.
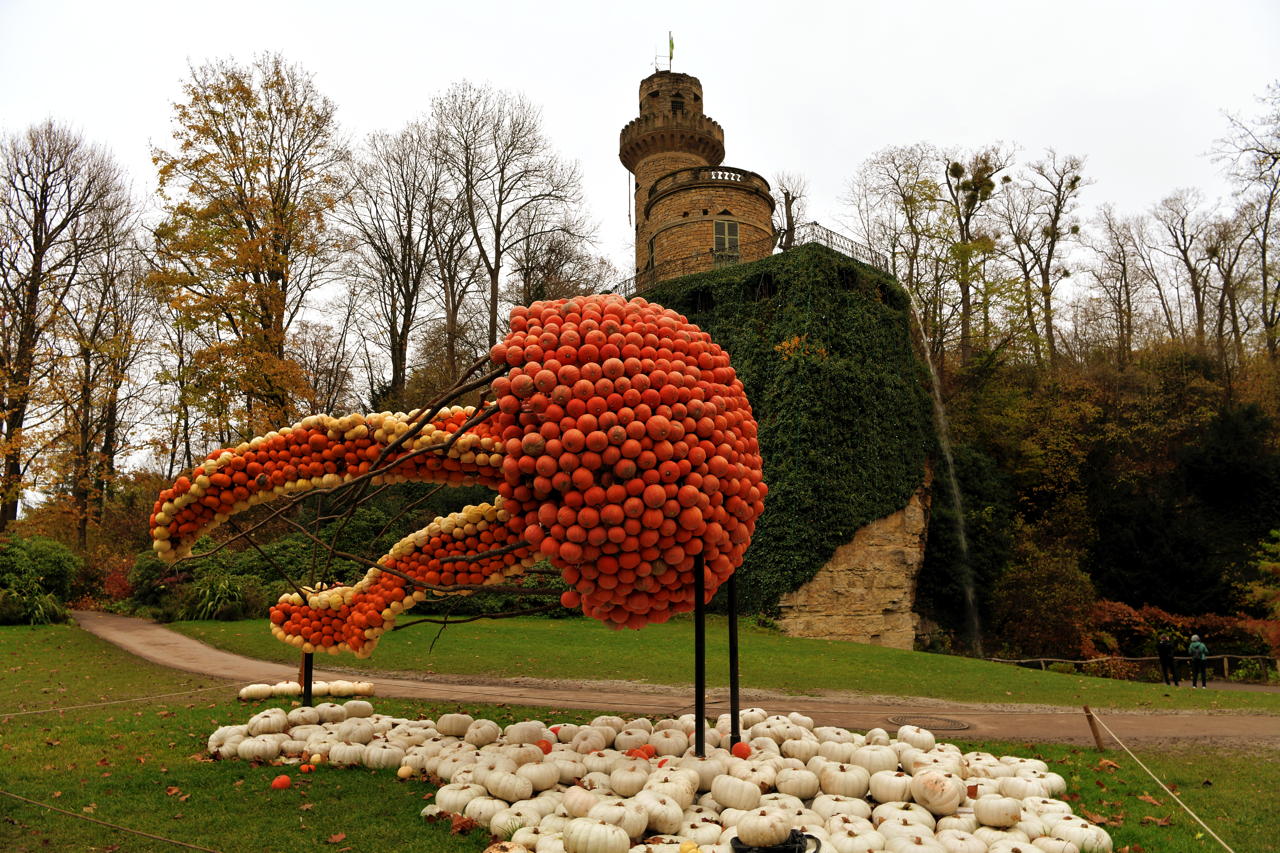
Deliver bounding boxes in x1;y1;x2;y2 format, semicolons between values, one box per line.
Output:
391;602;562;630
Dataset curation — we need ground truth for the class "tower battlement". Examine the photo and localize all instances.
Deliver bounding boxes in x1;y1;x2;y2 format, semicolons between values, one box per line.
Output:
619;70;774;281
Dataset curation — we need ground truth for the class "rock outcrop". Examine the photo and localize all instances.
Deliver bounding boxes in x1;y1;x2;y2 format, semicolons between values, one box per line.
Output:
776;473;931;649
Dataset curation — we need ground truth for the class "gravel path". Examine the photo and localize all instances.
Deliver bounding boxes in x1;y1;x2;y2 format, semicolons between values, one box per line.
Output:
73;611;1280;747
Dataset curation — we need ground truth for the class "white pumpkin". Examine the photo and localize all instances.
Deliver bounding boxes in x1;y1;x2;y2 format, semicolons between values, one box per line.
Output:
343;699;374;718
711;773;762;811
271;680;301;696
782;738;821;762
819;741;859;763
586;801;647;839
1048;821;1111;853
236;734;282;762
776;768;821;799
936;814;980;834
896;726;937;752
490;806;542;836
870;770;915;804
287;706;320;727
208;724;248;752
437;713;475;737
562;786;601;818
314;702;346;723
328;742;367;766
736;809;793;848
973;828;1029;846
436;782;487;813
465;796;510;827
517;761;560;792
1031;838;1082;853
649;729;689;757
826;814;875;836
820;763;871;798
997;776;1048;799
864;728;891;746
909;770;965;817
466;719;503;747
247;708;288;735
813;795;873;821
488;771;535;803
237;683;273;701
363;741;405;770
336;718;375;744
635;792;684;835
973;795;1023;828
830;829;887;853
852;745;900;776
934;828;987;853
885;835;947;852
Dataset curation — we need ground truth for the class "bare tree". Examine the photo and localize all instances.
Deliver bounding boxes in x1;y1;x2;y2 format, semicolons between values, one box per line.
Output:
1150;189;1213;353
1087;205;1146;367
1217;81;1280;359
995;151;1088;368
54;218;156;548
773;171;808;250
340;123;439;403
432;81;587;348
0;121;130;530
846;144;956;365
1203;207;1258;374
942;146;1014;365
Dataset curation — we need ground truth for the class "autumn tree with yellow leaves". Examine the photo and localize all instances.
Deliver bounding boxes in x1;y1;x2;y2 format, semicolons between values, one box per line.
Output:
149;53;346;439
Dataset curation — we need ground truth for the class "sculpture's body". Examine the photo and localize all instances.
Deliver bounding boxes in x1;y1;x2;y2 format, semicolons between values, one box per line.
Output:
151;294;765;656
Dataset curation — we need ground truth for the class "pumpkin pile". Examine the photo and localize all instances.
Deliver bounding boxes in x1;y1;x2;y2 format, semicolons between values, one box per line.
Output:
150;294;766;656
236;680;373;701
209;703;1112;852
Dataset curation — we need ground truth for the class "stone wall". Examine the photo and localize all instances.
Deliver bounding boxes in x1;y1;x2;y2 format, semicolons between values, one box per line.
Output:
775;470;932;649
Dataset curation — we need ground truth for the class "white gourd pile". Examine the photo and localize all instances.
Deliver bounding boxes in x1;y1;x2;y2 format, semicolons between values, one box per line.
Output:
236;679;374;701
208;705;1113;853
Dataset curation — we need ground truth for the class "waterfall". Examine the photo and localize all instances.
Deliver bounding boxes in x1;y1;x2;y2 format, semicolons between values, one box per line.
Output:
904;294;982;655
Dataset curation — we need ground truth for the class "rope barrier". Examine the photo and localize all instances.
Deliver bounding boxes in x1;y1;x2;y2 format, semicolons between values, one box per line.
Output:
0;683;232;718
0;789;224;852
1089;710;1236;853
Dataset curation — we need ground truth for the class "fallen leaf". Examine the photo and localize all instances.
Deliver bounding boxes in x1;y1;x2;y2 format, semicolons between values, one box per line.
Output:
1137;794;1162;806
299;803;314;811
51;792;62;799
82;804;96;814
1141;815;1173;826
1096;759;1121;772
1201;779;1213;787
1082;809;1106;824
449;814;479;835
327;833;346;844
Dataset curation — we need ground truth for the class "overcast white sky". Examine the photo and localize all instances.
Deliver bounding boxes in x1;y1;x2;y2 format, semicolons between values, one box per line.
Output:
2;0;1277;277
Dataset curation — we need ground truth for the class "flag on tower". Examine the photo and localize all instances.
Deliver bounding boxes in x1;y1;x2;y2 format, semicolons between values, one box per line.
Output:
669;32;674;65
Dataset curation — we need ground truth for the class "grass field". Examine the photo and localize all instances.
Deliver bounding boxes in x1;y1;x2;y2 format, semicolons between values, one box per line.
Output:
169;615;1280;713
4;624;1278;852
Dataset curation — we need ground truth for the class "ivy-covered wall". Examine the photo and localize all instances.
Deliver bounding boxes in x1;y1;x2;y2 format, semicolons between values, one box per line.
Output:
641;244;935;614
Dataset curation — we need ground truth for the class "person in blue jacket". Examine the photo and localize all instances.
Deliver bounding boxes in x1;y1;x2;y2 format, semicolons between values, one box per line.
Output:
1188;634;1209;688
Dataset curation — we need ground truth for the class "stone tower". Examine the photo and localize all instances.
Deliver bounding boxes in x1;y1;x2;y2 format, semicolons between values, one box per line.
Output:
619;71;775;285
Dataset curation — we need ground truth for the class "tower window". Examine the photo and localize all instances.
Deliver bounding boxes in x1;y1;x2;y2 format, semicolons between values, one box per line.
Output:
671;97;684;114
714;220;739;253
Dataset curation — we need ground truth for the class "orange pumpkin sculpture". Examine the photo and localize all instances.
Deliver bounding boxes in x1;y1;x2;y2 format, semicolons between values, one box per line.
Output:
149;294;765;656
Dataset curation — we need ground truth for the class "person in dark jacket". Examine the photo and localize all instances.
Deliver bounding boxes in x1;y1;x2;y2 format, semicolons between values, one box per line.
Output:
1156;634;1180;686
1188;634;1209;688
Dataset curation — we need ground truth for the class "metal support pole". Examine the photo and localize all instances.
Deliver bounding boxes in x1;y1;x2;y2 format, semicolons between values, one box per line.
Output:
727;572;741;747
301;652;314;707
694;552;706;757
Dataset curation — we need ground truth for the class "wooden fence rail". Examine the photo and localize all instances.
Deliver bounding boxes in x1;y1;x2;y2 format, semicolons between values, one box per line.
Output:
986;654;1277;680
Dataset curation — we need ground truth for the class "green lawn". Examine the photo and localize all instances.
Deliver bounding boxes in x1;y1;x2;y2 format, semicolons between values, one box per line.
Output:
169;615;1280;713
3;624;1275;852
